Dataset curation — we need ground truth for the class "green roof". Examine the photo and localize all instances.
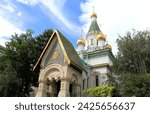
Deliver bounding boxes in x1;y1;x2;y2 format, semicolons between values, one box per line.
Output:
57;30;84;70
87;20;101;35
34;30;85;72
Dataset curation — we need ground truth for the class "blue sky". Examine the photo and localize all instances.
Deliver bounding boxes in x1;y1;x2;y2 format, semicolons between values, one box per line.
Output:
1;0;150;54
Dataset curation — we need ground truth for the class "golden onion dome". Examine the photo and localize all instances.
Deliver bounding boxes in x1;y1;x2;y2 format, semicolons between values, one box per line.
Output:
91;12;97;18
106;43;112;50
96;32;106;41
77;38;85;46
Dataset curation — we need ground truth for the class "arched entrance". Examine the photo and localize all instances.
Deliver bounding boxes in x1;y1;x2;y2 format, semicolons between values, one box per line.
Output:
45;68;61;97
69;80;77;97
69;74;79;97
46;79;61;97
36;64;64;97
36;64;82;97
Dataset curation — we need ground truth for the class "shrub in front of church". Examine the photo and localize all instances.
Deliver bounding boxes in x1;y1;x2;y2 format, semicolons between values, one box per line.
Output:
82;86;116;97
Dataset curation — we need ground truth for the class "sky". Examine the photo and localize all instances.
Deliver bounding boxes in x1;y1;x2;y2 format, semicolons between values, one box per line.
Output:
1;0;150;54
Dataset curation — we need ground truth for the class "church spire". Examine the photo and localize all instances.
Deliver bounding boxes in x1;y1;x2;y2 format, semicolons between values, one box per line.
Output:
91;6;97;18
87;8;100;36
86;7;108;49
77;29;85;46
77;29;85;52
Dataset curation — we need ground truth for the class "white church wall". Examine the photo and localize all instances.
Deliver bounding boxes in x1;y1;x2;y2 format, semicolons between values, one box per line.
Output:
88;56;108;66
91;67;108;87
78;45;84;51
92;67;108;75
86;69;94;89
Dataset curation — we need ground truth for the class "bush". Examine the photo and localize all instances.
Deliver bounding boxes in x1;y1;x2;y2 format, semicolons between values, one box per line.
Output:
82;86;116;97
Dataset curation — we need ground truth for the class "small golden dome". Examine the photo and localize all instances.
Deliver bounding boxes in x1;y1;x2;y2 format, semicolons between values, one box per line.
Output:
77;38;85;46
106;43;112;50
91;12;97;18
96;32;106;41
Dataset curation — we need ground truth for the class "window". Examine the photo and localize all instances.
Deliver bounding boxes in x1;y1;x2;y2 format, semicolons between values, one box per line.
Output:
83;79;85;90
95;75;99;87
91;39;93;45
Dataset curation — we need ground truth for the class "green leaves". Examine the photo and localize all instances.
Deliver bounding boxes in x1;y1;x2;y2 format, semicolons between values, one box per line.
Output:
119;74;150;97
114;30;150;74
0;29;53;96
0;60;21;96
82;86;116;97
113;29;150;97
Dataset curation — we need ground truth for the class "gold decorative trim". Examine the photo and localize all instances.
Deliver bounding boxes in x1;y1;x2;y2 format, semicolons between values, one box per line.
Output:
77;38;85;46
82;48;109;55
96;32;106;41
91;12;97;18
33;29;86;73
33;29;71;71
52;50;59;60
92;63;109;68
33;31;56;71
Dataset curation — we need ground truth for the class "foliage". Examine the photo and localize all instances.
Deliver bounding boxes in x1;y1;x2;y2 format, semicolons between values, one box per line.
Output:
113;30;150;75
0;46;5;55
82;86;117;97
119;74;150;97
0;29;53;96
0;60;21;96
113;30;150;96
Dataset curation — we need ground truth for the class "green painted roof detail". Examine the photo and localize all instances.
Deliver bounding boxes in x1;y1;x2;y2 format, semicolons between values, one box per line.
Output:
56;30;84;69
33;29;85;72
87;20;101;34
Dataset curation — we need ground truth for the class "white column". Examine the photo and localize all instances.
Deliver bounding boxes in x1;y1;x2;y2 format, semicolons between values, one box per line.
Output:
58;79;70;97
76;84;81;97
36;80;47;97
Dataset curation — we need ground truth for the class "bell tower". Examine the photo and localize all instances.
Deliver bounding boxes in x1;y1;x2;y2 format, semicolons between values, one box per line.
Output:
77;9;114;88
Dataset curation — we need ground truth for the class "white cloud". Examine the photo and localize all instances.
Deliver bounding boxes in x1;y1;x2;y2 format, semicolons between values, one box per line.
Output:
0;1;24;47
0;0;81;47
41;0;79;34
16;0;38;5
16;0;81;36
80;0;150;54
17;12;22;16
0;16;23;37
0;38;8;47
0;16;24;46
0;1;16;13
39;0;80;35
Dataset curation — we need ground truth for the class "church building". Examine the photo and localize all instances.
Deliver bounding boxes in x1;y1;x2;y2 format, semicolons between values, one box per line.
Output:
33;11;114;97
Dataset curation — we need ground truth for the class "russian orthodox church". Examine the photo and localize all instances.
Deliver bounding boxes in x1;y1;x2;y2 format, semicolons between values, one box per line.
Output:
33;10;114;97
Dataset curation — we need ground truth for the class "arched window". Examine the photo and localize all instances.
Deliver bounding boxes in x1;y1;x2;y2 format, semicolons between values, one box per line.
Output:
95;75;99;87
93;71;100;87
91;39;93;45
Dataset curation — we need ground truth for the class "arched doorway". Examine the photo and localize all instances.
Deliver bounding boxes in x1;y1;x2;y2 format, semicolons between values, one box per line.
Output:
41;67;61;97
69;80;77;97
46;78;61;97
69;74;79;97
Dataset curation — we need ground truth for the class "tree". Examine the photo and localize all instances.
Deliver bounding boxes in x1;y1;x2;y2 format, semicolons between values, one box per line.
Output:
0;29;53;96
113;30;150;74
0;60;21;96
119;74;150;97
113;30;150;96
